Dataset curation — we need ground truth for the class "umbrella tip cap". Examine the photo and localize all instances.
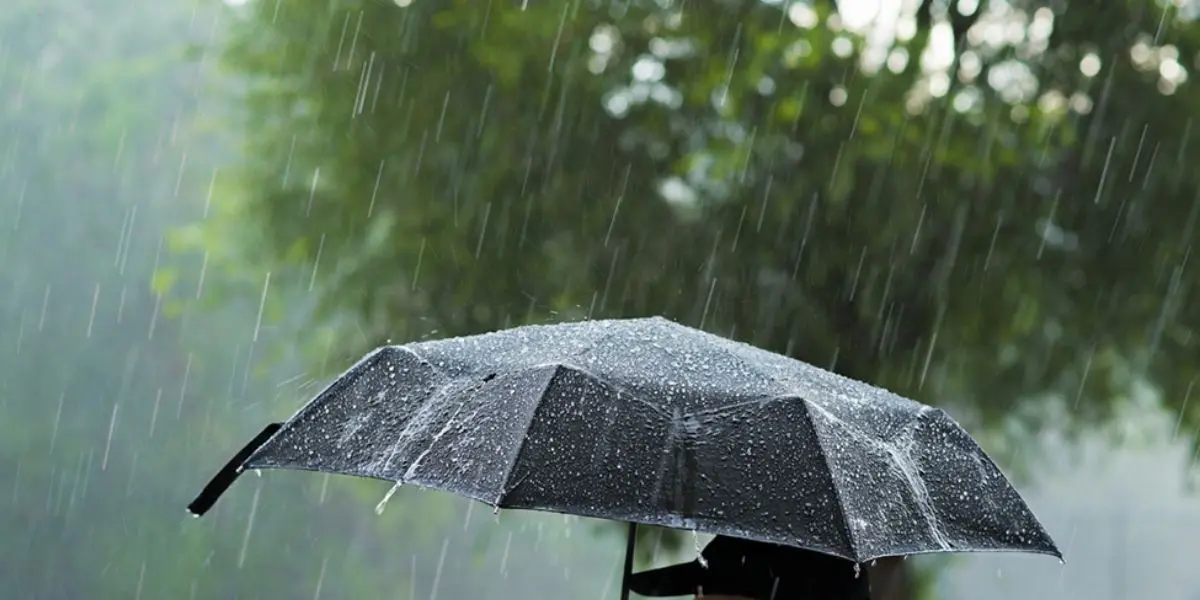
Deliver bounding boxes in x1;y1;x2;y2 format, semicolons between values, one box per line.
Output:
185;499;211;517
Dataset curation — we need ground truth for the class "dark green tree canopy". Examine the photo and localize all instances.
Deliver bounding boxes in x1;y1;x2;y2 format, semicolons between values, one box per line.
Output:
158;2;1200;597
194;0;1198;445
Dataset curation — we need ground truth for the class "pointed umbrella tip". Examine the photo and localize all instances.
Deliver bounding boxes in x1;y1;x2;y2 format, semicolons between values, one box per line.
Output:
1027;539;1064;563
186;494;216;517
1038;528;1065;562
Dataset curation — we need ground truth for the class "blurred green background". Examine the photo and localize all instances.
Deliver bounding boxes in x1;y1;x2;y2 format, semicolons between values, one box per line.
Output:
2;0;1199;598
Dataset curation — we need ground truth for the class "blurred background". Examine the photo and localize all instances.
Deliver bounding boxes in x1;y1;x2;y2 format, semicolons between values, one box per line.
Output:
2;0;1199;598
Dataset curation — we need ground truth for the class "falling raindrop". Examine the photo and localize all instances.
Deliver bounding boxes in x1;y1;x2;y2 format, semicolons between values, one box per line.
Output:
429;537;450;600
499;531;513;578
318;473;331;504
237;484;261;569
313;555;329;600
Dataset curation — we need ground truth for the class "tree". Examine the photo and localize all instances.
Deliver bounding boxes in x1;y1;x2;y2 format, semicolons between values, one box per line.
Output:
0;1;412;597
183;0;1200;598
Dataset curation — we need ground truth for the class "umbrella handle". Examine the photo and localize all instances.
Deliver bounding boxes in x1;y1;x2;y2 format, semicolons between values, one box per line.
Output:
186;422;283;516
619;522;638;600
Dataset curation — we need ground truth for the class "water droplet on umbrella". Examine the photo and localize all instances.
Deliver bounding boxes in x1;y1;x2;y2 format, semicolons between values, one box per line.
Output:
375;481;401;515
693;530;708;568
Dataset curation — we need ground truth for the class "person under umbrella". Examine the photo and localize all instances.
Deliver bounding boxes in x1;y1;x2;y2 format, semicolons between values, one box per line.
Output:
629;535;871;600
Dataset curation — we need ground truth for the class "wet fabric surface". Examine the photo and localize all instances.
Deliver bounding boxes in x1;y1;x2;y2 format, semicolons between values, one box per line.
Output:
242;316;1060;562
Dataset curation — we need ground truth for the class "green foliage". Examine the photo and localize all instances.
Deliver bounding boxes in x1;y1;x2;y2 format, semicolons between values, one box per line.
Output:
202;0;1199;436
182;0;1200;598
0;1;464;598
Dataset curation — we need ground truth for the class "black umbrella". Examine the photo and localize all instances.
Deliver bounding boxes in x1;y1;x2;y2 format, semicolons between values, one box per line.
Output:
188;316;1060;598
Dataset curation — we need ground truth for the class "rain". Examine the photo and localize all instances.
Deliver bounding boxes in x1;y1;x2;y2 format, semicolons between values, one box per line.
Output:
1;0;1199;599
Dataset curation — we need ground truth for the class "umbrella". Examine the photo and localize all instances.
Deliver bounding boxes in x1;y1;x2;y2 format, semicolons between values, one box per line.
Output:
188;316;1061;598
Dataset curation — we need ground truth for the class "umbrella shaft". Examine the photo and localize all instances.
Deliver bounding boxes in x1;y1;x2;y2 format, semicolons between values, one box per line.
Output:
619;522;638;600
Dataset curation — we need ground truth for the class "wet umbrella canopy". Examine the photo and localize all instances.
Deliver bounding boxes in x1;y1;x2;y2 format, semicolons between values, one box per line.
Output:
189;316;1060;567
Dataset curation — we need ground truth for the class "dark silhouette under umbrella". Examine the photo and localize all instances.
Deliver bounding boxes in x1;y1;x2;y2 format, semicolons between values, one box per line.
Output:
630;535;870;600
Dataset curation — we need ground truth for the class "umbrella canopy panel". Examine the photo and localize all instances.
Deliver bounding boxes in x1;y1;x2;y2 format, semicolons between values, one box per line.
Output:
241;317;1058;562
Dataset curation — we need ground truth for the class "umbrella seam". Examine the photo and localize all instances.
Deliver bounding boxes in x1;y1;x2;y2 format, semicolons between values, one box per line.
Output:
367;348;458;480
492;364;562;507
711;338;792;395
798;400;860;562
883;412;954;552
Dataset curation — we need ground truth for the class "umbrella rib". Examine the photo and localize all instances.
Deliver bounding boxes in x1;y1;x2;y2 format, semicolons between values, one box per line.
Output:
895;409;954;549
561;330;670;415
685;395;778;418
797;402;861;561
810;403;956;555
491;364;561;507
285;346;402;426
711;341;793;397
